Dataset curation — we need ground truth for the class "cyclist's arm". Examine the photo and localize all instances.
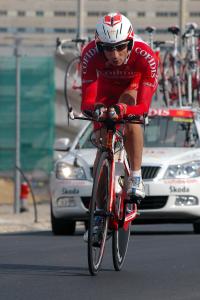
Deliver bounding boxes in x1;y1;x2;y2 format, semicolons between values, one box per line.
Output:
121;50;158;116
81;79;97;111
124;82;157;116
81;44;98;111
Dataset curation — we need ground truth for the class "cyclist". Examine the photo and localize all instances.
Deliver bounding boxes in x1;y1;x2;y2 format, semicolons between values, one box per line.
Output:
81;12;158;200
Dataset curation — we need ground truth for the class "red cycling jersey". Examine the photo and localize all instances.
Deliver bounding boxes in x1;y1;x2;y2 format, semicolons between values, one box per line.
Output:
81;38;158;116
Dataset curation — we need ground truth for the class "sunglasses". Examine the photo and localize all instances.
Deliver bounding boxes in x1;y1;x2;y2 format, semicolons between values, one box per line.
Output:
102;42;129;52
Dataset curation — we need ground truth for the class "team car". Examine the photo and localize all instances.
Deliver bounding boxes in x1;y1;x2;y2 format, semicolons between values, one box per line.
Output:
50;107;200;235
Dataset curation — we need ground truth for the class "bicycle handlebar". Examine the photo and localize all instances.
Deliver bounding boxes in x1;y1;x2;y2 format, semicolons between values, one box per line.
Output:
69;107;145;125
56;37;88;55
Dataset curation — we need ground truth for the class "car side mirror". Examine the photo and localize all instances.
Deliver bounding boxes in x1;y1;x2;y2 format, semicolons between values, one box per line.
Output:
54;138;71;152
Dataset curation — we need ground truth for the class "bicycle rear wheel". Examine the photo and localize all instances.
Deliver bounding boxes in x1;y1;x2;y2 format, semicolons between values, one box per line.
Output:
88;152;111;275
112;185;132;271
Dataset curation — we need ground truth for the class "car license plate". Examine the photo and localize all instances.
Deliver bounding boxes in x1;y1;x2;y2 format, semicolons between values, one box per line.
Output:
57;197;76;207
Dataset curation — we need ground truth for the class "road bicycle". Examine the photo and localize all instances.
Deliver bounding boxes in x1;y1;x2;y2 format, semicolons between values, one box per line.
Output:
89;113;144;275
182;23;200;106
68;108;144;275
57;37;89;113
161;26;183;107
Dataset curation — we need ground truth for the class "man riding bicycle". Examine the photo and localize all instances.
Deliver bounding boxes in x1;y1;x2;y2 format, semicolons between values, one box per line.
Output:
81;12;158;200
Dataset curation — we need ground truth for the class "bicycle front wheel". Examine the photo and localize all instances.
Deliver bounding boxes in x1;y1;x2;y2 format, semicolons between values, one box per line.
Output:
88;152;111;275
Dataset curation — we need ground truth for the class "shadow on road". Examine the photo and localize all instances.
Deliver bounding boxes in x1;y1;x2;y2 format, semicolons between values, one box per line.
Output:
0;263;90;277
131;230;194;236
0;224;195;237
131;224;194;235
0;230;86;237
0;230;53;236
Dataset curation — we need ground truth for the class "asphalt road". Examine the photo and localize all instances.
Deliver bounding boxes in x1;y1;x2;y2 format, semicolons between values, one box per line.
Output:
0;224;200;300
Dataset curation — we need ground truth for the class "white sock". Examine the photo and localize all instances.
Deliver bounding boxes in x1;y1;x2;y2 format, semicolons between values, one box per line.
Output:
130;169;142;178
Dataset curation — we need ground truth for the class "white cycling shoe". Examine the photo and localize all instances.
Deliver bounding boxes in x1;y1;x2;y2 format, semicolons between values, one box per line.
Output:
127;176;145;199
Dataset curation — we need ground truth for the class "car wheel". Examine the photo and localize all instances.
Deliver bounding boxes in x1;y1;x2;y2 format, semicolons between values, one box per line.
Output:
193;221;200;234
51;207;76;235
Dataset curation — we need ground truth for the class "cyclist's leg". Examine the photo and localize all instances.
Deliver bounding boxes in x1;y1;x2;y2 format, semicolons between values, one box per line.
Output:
118;90;145;198
118;89;143;170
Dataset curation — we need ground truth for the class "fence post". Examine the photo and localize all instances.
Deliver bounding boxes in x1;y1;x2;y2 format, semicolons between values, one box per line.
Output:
14;37;21;214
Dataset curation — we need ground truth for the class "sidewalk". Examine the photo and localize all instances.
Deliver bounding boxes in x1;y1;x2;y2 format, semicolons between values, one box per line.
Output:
0;203;51;234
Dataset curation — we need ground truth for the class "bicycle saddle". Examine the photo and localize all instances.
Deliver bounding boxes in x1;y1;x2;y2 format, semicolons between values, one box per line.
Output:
145;26;156;33
168;26;180;35
185;22;198;32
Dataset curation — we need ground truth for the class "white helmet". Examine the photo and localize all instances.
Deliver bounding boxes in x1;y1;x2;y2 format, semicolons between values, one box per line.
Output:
95;12;134;51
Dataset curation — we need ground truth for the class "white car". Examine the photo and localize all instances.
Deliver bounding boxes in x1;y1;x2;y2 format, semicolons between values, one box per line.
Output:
50;107;200;235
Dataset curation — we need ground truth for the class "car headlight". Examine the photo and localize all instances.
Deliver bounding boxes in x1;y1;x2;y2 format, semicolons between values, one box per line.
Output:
56;162;86;180
164;161;200;179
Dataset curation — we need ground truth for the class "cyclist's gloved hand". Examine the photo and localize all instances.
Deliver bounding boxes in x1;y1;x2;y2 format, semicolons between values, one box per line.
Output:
93;103;107;120
108;103;127;120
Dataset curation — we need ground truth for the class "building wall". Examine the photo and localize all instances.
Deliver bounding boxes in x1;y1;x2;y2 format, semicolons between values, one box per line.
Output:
0;0;199;43
0;0;199;139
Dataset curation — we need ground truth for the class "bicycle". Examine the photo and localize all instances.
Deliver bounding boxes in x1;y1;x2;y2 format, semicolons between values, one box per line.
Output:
182;23;200;106
56;37;89;114
67;107;144;275
161;26;183;107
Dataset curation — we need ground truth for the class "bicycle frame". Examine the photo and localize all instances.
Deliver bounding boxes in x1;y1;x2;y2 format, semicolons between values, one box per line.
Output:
96;120;139;232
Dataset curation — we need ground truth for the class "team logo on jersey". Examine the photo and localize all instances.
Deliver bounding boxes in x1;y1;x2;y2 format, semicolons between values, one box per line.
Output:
82;47;97;74
135;47;157;78
97;69;135;79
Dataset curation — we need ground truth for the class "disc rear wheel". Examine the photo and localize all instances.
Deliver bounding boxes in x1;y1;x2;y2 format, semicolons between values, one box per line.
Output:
112;194;132;271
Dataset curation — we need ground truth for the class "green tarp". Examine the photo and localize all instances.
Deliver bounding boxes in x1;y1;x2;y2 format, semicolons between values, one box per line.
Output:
0;56;55;174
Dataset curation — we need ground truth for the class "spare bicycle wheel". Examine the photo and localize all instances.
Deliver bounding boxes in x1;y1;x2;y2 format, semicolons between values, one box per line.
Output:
64;56;82;114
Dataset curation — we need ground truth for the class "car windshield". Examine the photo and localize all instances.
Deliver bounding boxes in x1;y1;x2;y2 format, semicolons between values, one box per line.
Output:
75;123;94;149
144;116;199;147
76;116;199;149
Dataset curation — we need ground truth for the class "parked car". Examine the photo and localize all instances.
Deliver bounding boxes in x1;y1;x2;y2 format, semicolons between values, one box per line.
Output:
50;107;200;235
